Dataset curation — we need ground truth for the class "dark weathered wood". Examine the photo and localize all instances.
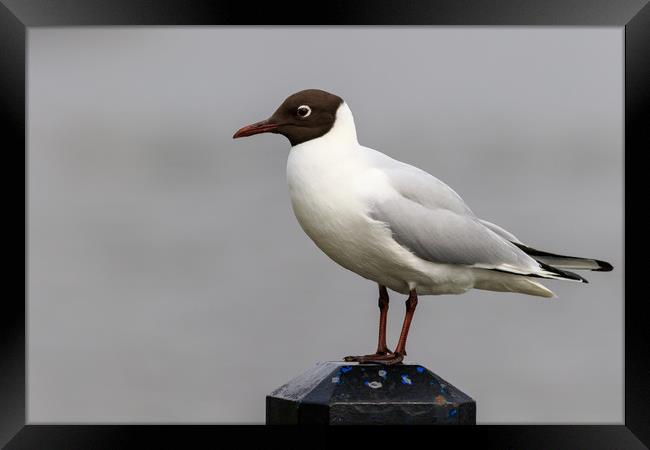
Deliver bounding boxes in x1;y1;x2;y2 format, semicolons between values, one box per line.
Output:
266;361;476;425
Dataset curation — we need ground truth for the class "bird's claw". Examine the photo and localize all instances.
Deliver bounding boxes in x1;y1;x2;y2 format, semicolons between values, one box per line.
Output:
343;352;404;365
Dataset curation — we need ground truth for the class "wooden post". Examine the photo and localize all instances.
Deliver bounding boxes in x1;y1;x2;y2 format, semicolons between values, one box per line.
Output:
266;361;476;425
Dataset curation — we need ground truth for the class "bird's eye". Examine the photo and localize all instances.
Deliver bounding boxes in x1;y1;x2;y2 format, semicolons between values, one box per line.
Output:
297;105;311;118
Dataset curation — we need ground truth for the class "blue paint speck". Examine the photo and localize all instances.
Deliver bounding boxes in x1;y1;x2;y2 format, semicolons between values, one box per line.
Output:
363;380;369;386
340;366;352;373
401;374;412;385
416;366;425;373
449;408;457;417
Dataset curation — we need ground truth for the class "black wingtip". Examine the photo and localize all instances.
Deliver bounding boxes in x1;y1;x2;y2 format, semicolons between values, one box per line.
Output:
537;260;589;283
513;242;613;273
593;260;613;272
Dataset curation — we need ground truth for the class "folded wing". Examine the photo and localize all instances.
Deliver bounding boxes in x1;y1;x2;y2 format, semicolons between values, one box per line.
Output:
369;194;539;273
368;161;588;282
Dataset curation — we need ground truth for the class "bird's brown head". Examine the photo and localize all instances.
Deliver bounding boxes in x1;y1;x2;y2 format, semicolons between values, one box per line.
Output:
233;89;344;146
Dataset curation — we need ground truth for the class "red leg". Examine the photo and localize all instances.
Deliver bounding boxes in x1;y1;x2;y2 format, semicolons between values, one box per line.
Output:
344;287;418;365
375;285;391;354
393;289;418;356
344;285;392;362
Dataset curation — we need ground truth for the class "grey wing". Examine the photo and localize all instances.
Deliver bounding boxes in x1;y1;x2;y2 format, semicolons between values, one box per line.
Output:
363;148;540;273
369;195;539;273
361;146;474;216
364;149;589;282
478;219;522;244
362;146;540;272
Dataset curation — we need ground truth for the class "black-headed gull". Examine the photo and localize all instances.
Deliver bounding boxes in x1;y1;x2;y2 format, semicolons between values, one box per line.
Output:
234;89;612;365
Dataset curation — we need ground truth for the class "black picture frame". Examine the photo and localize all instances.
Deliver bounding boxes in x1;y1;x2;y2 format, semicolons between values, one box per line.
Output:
3;0;648;447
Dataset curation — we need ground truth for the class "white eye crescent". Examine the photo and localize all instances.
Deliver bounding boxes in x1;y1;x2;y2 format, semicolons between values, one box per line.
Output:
297;105;311;118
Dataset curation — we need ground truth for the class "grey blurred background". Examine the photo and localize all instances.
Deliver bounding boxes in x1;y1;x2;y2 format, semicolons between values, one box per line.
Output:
28;27;623;424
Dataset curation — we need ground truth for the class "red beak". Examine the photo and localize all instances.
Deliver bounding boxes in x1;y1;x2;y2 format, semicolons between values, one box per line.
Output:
233;119;278;139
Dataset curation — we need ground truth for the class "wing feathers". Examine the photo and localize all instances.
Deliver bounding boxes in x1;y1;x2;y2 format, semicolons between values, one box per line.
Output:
369;196;538;271
373;155;611;283
512;243;613;272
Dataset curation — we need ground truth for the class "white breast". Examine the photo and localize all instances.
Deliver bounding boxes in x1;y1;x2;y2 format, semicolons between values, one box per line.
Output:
286;103;364;236
286;112;372;264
